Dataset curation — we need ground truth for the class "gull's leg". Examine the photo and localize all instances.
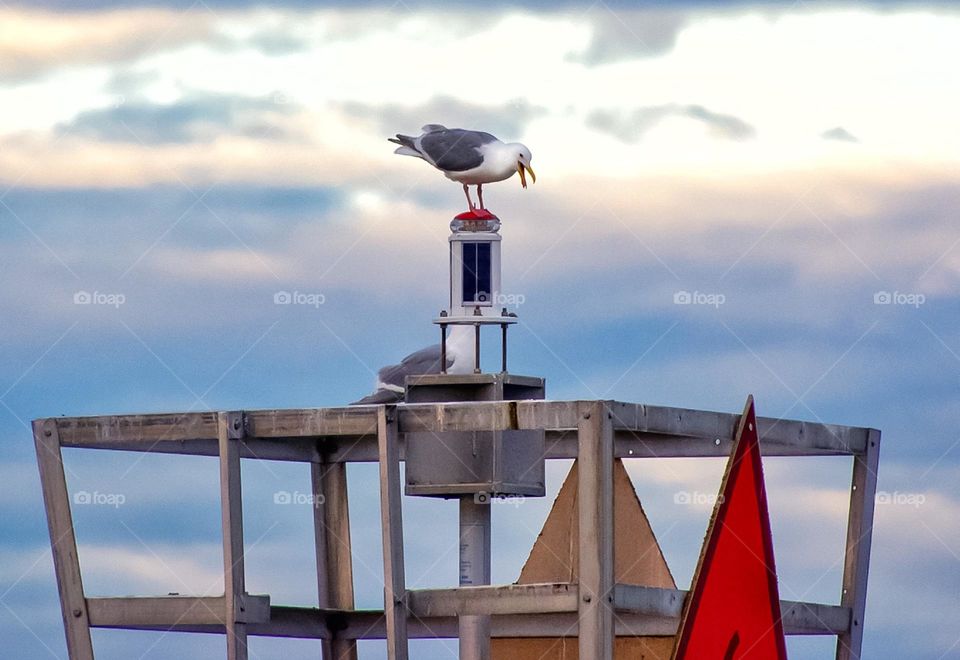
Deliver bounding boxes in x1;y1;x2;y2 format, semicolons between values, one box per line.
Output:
463;183;475;211
477;184;485;210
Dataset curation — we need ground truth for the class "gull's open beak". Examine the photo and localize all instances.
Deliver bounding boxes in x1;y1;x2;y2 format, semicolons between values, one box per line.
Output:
517;162;537;189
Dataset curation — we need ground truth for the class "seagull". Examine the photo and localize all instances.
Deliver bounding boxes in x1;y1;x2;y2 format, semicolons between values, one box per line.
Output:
352;325;475;404
389;125;536;214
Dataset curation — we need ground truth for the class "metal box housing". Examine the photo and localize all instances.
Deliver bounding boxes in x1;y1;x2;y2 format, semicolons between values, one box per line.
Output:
404;373;546;498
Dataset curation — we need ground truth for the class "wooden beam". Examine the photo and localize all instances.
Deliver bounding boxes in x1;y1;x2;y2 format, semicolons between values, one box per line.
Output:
407;583;577;617
310;461;333;658
47;400;873;459
837;429;881;660
611;584;850;635
33;419;95;660
377;406;409;660
313;458;358;659
607;402;866;456
86;595;270;627
577;402;614;660
219;412;249;660
88;592;849;639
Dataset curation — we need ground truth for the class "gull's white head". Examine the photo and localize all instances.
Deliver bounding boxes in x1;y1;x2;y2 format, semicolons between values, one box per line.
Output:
507;143;536;189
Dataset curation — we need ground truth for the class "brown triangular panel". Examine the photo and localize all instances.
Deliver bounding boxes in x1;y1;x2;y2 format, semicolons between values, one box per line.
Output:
492;459;676;659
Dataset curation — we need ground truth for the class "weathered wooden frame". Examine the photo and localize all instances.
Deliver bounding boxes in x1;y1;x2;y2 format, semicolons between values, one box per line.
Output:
33;399;880;660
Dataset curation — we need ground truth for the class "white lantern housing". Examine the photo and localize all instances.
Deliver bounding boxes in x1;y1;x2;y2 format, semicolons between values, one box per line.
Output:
434;215;518;373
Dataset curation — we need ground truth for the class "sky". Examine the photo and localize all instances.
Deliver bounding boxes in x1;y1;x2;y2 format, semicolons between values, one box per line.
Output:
1;1;959;658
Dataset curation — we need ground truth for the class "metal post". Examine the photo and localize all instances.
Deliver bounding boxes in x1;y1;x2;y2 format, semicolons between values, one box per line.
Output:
473;323;481;374
500;323;508;373
440;323;448;374
459;496;491;660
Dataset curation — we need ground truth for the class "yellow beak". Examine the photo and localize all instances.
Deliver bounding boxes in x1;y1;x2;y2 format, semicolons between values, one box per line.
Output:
517;162;536;189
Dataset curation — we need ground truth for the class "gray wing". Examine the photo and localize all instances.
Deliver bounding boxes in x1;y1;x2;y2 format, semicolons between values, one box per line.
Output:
419;129;498;172
378;344;448;388
352;389;404;405
350;344;452;406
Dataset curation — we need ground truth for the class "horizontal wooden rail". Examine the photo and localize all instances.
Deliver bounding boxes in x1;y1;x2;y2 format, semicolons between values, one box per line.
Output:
47;400;872;459
85;585;849;638
86;595;270;628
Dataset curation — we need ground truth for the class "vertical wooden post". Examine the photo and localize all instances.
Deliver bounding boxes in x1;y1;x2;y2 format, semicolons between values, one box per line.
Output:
33;419;95;660
219;412;248;660
377;406;409;660
312;458;358;660
836;429;881;660
311;461;333;659
577;401;614;660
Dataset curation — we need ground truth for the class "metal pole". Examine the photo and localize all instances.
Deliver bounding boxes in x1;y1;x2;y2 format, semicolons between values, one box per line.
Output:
473;323;481;374
459;496;491;660
500;323;508;373
440;323;448;374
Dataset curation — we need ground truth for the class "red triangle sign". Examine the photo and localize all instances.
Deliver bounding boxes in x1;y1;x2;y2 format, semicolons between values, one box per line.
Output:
672;396;788;659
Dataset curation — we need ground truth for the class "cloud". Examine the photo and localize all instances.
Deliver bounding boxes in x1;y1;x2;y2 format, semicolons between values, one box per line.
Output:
0;106;368;187
57;94;299;144
341;95;547;142
569;8;689;65
821;125;860;142
588;103;756;142
244;28;311;55
0;0;725;8
0;8;215;82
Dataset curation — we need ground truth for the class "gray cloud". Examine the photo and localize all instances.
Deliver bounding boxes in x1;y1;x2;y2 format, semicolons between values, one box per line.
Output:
821;126;860;143
588;103;756;142
244;29;311;56
342;95;547;141
0;15;214;83
13;0;960;8
570;9;689;65
57;94;299;144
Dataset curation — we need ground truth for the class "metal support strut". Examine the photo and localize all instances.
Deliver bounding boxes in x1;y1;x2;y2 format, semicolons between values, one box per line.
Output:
459;496;492;660
474;323;481;374
440;323;447;374
500;323;508;373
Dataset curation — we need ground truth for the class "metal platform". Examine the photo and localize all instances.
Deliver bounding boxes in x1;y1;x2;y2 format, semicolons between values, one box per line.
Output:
33;399;880;660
